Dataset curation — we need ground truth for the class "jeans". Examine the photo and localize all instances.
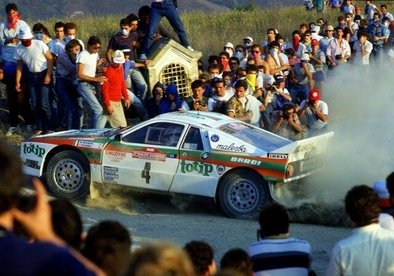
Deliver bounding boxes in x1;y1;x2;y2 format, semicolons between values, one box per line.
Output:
77;81;107;129
28;70;52;132
56;77;83;129
126;68;148;102
127;90;149;120
142;0;190;55
289;83;310;105
2;62;34;127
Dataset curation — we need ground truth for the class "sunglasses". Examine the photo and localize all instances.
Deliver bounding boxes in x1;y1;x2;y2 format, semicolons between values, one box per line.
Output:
93;46;101;50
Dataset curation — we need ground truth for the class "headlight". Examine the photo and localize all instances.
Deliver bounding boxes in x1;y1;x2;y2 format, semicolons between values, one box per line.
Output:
286;164;294;178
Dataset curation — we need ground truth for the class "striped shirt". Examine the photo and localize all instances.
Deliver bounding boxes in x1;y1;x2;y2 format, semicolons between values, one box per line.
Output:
248;237;312;276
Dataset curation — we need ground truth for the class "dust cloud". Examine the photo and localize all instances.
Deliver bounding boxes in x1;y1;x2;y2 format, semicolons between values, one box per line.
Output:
287;63;394;225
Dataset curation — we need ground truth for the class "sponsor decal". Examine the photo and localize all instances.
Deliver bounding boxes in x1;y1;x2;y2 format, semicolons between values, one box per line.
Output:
210;134;220;142
105;150;127;163
23;159;40;170
201;152;209;159
75;140;103;149
267;153;289;159
103;166;119;183
216;165;225;175
180;160;213;176
230;157;262;166
23;143;46;157
216;143;247;152
132;148;166;161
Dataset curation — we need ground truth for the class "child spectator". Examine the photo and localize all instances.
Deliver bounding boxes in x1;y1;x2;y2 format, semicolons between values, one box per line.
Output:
102;50;131;128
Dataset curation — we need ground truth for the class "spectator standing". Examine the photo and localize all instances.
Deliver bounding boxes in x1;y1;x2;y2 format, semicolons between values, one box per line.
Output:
352;30;373;68
298;88;328;136
326;27;351;67
309;39;326;91
380;5;394;22
250;44;270;74
367;13;390;67
55;39;84;129
14;27;54;135
108;16;149;103
76;35;107;129
365;0;379;25
319;25;335;56
287;30;307;58
265;41;290;77
327;185;394;276
288;53;315;104
102;50;131;128
342;0;355;15
248;203;312;275
0;3;34;136
346;13;360;49
140;0;193;60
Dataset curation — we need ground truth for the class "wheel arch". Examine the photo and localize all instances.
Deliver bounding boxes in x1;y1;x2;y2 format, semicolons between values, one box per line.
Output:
42;145;90;176
215;166;268;203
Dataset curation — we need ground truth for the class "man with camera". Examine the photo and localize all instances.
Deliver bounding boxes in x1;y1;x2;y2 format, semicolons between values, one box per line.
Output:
298;88;328;136
181;79;213;111
272;102;305;141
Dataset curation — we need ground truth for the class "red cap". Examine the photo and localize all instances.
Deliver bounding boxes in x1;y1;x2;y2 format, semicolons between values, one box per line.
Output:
311;39;319;46
309;88;321;101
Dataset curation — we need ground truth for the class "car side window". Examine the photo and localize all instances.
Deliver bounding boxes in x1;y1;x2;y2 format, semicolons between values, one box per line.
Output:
123;122;184;147
182;127;203;151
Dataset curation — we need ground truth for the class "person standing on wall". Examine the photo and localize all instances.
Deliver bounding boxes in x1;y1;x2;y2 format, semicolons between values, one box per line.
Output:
139;0;193;60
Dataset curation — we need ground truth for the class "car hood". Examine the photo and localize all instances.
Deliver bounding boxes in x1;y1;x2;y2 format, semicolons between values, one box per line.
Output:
35;129;116;139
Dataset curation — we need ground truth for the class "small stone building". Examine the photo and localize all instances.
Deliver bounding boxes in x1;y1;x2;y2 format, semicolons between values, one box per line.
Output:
146;38;202;99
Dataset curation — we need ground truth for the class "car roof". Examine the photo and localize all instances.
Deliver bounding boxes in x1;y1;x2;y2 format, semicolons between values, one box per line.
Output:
155;111;236;129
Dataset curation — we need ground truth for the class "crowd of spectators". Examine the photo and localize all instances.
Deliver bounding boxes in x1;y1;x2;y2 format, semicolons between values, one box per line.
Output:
1;0;393;141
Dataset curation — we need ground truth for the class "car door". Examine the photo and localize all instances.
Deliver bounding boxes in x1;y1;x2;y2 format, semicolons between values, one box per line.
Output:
170;126;220;198
101;122;185;191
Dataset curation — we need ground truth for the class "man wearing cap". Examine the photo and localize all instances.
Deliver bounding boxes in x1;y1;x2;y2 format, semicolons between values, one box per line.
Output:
298;88;328;136
243;36;254;57
223;42;234;57
102;50;131;128
14;27;54;135
106;16;148;103
319;25;335;56
139;0;193;60
309;39;326;91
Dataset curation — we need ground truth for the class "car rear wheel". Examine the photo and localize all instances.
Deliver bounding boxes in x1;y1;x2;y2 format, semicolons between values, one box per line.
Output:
45;150;90;200
218;169;269;219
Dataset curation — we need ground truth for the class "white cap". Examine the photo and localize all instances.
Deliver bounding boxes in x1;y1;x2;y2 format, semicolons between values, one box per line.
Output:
224;42;234;49
17;27;34;40
263;74;275;85
112;50;126;64
243;36;254;43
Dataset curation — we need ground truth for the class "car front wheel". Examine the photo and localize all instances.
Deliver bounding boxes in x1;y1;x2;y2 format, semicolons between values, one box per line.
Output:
45;150;90;200
218;169;269;219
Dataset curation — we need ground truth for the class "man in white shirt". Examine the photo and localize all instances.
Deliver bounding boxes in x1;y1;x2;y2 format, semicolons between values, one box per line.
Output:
327;185;394;276
14;27;53;135
352;30;373;67
76;36;107;129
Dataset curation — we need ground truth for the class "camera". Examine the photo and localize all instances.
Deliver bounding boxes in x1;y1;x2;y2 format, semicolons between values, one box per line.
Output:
308;100;315;106
335;54;342;60
283;110;290;119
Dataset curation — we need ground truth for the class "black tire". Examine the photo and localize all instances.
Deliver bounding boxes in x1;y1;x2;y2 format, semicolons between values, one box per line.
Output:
45;150;90;200
218;169;269;219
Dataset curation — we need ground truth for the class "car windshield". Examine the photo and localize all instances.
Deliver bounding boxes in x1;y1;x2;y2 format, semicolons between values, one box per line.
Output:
217;122;291;152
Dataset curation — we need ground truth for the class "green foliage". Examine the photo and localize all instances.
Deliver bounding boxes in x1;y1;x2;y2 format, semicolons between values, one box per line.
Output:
35;2;394;59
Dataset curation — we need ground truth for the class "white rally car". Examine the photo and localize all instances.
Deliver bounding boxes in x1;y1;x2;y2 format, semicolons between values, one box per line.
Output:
20;111;332;218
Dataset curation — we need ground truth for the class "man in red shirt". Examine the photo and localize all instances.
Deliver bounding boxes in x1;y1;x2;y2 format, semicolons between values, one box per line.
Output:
102;50;131;128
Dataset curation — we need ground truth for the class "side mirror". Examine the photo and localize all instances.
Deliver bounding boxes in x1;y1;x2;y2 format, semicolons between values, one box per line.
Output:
114;133;122;142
